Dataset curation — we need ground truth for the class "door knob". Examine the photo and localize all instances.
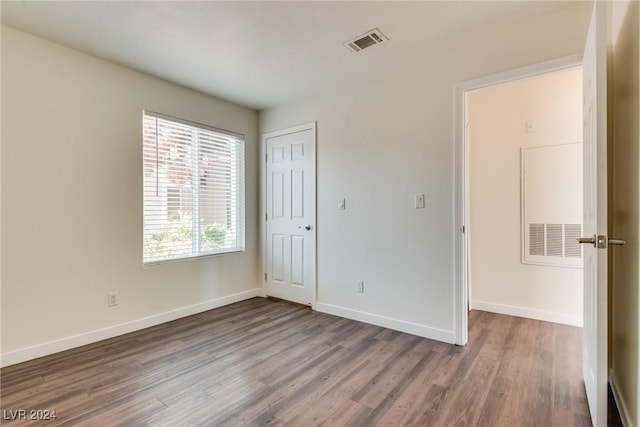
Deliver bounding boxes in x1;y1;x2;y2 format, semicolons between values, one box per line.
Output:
578;235;626;248
609;238;626;246
577;236;596;246
298;224;312;231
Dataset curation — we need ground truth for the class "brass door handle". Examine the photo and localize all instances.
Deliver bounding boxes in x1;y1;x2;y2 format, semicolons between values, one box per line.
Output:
578;235;626;248
609;238;626;246
577;236;596;245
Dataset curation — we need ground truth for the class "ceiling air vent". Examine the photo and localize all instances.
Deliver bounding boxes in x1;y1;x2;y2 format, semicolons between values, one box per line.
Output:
343;28;388;53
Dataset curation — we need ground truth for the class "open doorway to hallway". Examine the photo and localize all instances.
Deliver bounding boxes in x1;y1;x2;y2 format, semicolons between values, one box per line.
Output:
465;67;584;328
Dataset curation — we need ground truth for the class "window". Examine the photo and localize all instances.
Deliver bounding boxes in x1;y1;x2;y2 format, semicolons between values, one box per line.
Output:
142;111;245;263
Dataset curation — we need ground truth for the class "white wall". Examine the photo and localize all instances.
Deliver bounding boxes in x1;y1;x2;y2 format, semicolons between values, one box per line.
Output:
1;26;260;366
259;5;591;342
467;68;584;326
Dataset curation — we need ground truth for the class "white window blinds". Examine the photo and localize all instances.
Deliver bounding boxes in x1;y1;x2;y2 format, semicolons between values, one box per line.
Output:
142;111;245;263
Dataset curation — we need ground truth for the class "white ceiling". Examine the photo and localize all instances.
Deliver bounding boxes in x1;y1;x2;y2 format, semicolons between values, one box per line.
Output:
1;1;590;110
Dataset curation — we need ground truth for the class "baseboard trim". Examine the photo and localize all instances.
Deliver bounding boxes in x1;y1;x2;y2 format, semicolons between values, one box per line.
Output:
315;302;456;344
1;288;265;368
470;300;582;327
609;369;631;427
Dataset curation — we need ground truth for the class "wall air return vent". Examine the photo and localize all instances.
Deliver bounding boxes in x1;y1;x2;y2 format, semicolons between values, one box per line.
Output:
343;28;388;53
522;143;583;268
525;223;583;261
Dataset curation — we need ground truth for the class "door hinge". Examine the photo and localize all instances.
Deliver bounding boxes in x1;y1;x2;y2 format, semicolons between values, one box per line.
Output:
264;272;267;281
461;225;466;233
265;213;268;221
265;153;268;162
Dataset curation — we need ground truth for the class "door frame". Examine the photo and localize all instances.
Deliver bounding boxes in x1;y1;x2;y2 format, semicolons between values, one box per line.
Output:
261;121;317;308
453;54;582;345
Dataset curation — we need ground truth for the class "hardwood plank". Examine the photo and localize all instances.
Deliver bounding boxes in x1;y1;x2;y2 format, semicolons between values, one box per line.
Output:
435;355;500;426
0;300;603;426
254;338;387;424
282;361;373;426
376;352;449;426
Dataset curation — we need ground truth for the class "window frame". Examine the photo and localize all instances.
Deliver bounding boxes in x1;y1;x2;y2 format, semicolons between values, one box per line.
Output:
142;110;246;265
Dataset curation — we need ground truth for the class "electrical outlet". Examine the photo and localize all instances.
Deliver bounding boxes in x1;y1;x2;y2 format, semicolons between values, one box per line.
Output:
356;280;364;293
526;120;537;133
108;292;118;307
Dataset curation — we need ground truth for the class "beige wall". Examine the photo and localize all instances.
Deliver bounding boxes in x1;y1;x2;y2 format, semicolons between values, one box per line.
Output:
467;68;584;326
610;1;640;425
0;3;595;365
0;26;260;365
260;4;591;341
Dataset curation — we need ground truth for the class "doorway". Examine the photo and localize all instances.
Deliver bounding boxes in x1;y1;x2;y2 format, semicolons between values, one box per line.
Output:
263;122;317;306
466;67;584;327
453;55;583;345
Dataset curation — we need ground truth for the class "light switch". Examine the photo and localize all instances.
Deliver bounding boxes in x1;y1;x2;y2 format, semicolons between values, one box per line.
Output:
339;198;346;210
414;194;425;209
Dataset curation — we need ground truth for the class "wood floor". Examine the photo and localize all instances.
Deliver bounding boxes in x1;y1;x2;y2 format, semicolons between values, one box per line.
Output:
1;297;592;426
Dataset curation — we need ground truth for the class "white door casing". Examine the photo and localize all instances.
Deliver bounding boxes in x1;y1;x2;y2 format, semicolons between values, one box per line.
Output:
581;2;608;426
453;54;582;346
264;123;316;306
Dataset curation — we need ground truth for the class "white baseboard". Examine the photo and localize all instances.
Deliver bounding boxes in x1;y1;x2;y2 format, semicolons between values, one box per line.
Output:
470;300;582;327
609;369;631;427
315;302;456;344
1;288;265;368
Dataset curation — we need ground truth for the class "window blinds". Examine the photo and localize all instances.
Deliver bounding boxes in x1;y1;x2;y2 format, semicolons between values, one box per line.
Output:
142;111;245;263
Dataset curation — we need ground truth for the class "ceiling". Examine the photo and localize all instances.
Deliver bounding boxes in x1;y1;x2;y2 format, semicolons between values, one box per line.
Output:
1;1;589;111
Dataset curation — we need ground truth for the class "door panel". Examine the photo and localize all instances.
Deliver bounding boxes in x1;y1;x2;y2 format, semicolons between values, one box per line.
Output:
581;2;608;425
265;124;316;306
291;235;305;287
272;171;285;218
292;169;305;218
271;234;285;283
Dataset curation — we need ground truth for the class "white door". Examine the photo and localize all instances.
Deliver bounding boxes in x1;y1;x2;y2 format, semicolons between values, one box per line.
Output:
264;123;316;306
581;2;610;425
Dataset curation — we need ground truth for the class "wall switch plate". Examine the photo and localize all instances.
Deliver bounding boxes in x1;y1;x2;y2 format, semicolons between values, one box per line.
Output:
108;292;118;307
414;194;425;209
356;280;364;293
339;198;346;210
